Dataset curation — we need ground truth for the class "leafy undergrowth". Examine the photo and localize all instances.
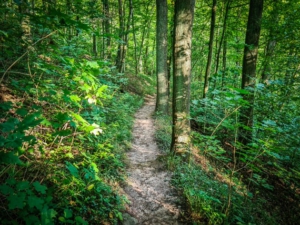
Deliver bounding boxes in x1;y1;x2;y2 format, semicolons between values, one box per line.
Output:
0;34;143;224
154;115;286;225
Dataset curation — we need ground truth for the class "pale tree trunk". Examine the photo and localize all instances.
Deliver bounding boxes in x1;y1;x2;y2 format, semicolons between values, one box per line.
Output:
239;0;264;146
155;0;168;114
203;0;217;98
171;0;195;155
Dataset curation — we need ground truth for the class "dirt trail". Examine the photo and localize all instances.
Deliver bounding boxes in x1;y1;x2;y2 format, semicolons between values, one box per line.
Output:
121;96;184;225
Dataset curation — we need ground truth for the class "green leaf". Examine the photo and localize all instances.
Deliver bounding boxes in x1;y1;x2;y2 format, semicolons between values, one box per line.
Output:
33;181;47;194
0;30;8;37
18;113;42;130
87;184;94;191
70;94;81;102
16;108;28;117
0;118;19;132
59;217;66;222
228;86;249;95
24;215;40;225
41;118;52;126
71;113;88;125
55;112;72;123
75;216;88;225
86;61;99;69
16;181;30;191
0;152;23;165
0;184;13;195
28;195;45;210
66;161;79;178
8;192;26;209
41;207;57;225
0;101;13;111
96;85;108;98
64;208;73;219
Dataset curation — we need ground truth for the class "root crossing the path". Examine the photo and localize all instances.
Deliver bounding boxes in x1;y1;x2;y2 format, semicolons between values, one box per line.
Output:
121;97;185;225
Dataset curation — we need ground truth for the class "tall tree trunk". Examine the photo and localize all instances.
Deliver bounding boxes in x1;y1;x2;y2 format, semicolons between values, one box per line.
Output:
222;32;227;87
239;0;264;146
131;3;138;75
261;0;278;84
155;0;168;114
203;0;217;98
215;0;230;76
171;0;195;155
121;0;133;72
261;39;276;83
102;0;111;59
93;33;97;56
116;0;125;72
137;3;155;74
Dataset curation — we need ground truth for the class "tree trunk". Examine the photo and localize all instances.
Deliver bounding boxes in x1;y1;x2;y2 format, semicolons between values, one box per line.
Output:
215;0;230;76
239;0;264;146
261;39;276;83
116;0;125;72
222;32;227;87
131;2;138;74
137;3;155;74
203;0;217;98
155;0;168;114
261;0;278;84
121;0;133;73
93;33;97;57
171;0;195;155
102;0;111;59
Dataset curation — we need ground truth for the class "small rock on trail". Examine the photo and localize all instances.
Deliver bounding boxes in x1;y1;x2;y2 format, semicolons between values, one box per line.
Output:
121;97;185;225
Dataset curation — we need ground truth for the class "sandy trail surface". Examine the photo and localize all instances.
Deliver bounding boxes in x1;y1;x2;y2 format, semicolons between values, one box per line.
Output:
121;97;185;225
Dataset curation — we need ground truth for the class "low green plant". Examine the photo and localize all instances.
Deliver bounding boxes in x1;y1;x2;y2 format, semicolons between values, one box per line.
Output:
155;113;280;225
0;32;142;224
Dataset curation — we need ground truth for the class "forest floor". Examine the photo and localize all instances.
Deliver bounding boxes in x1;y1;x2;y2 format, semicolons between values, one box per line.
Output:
120;96;186;225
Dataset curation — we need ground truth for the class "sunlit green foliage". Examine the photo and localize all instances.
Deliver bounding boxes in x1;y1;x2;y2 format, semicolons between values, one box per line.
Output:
0;1;143;224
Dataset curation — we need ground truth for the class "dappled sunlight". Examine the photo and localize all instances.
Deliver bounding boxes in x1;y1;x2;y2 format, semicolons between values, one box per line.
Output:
122;98;185;224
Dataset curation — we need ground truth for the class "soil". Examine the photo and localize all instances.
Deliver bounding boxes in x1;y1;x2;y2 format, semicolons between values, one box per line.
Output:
121;96;185;225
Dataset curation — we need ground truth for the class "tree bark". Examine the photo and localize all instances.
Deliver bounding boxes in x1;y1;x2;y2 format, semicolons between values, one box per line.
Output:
116;0;125;72
102;0;111;59
261;0;278;84
171;0;195;155
155;0;168;114
239;0;264;145
203;0;217;98
215;0;231;76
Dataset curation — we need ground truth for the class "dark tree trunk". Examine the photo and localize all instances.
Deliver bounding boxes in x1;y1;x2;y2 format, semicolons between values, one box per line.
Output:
155;0;168;114
239;0;264;146
203;0;217;98
102;0;111;59
116;0;125;72
215;0;231;76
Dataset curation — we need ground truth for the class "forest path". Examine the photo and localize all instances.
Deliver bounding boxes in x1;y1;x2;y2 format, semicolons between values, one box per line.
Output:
121;96;184;225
